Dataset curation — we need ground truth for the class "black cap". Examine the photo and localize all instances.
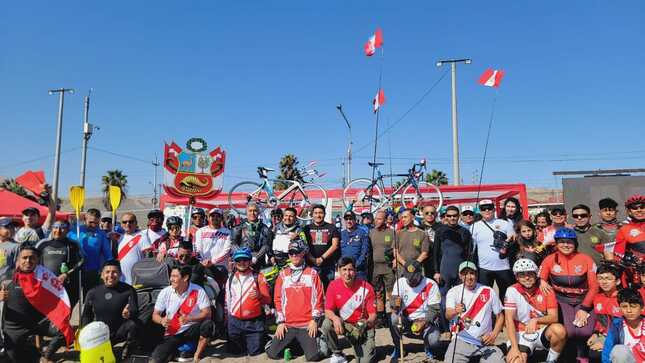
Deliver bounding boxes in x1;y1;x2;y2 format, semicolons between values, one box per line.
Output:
599;198;618;210
550;206;566;214
343;210;356;218
287;239;307;254
147;209;164;218
21;207;40;216
0;218;14;228
403;260;423;280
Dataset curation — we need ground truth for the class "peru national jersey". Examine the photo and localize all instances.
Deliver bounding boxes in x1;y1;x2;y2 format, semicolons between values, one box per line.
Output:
194;226;231;266
446;283;503;346
118;232;152;284
504;283;557;332
325;278;376;324
391;277;441;321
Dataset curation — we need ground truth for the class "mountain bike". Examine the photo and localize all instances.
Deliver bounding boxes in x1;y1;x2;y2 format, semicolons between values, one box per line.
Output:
227;162;328;221
342;159;444;214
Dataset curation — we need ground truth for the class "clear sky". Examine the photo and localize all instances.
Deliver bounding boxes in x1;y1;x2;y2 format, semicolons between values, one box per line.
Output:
1;0;644;198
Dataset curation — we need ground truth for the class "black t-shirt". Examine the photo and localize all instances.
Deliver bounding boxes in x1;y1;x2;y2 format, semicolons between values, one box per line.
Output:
303;222;340;267
3;271;46;329
81;282;138;333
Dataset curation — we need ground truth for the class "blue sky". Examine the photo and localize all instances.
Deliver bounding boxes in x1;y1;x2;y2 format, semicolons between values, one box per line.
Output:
1;1;643;197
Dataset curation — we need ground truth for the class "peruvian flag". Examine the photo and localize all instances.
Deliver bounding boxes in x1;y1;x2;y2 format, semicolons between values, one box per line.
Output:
364;28;383;56
373;89;385;113
478;68;505;88
16;265;74;345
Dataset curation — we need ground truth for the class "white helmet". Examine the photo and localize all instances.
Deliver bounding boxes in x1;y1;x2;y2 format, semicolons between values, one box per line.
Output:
513;258;538;274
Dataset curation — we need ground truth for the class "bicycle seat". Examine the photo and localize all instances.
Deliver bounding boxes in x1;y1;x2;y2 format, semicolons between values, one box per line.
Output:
258;166;275;172
368;162;384;167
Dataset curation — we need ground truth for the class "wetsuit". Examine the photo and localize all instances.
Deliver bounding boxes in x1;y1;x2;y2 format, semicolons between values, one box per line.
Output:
68;225;112;293
81;281;139;346
36;237;84;307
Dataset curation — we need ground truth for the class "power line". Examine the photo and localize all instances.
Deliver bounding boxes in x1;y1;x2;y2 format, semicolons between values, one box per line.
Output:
88;146;156;165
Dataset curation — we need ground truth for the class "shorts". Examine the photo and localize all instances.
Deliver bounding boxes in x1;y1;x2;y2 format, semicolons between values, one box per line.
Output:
506;325;550;354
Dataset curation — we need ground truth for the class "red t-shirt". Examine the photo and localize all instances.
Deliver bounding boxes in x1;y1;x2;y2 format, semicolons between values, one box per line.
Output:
593;290;621;335
325;278;376;324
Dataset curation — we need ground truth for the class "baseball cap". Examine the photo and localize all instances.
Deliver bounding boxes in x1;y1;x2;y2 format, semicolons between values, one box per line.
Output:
147;209;164;219
22;207;40;216
550;206;566;214
458;261;477;273
0;218;14;228
208;208;223;216
343;210;356;219
287;239;307;254
52;220;70;229
403;260;423;279
478;199;494;207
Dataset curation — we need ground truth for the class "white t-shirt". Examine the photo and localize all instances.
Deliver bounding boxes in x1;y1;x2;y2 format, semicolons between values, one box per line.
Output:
154;283;210;335
117;231;152;284
194;226;231;266
446;283;503;346
391;277;441;321
141;228;167;246
471;218;515;271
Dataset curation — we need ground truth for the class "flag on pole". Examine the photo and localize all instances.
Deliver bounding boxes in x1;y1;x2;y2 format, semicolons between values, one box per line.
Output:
373;89;385;113
364;28;383;56
478;68;505;88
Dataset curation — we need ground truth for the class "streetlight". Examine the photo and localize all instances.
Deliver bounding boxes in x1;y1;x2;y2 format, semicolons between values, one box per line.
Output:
336;105;352;187
48;88;74;207
436;58;471;185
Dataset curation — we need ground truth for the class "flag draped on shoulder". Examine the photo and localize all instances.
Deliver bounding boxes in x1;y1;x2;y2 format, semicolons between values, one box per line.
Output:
373;89;385;113
364;28;383;56
478;68;505;88
16;265;74;345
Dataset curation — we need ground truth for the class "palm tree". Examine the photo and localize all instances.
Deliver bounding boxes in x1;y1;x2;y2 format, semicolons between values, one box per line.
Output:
102;170;128;210
425;169;449;186
274;154;304;190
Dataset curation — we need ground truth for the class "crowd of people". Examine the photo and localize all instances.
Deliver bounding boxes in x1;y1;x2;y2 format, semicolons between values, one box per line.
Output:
0;193;643;363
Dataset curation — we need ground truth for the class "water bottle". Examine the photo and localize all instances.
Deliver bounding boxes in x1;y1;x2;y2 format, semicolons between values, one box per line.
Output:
60;262;69;274
284;348;292;361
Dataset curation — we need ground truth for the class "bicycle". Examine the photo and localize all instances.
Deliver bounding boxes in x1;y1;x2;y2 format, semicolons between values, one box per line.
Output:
227;162;328;221
342;159;444;214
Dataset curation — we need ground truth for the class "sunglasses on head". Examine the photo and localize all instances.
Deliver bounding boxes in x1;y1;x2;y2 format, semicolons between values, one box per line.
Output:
572;213;589;219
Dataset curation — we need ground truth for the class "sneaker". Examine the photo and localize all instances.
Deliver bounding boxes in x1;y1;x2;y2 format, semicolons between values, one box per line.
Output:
177;351;194;362
330;353;348;363
390;348;400;363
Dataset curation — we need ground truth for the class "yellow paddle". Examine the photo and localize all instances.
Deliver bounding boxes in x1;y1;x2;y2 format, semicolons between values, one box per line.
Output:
108;185;122;229
69;186;85;335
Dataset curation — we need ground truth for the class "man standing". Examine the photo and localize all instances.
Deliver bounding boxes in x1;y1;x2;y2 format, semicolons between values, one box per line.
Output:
116;213;152;285
99;216;113;234
303;204;340;288
393;209;430;273
460;206;476;228
36;221;84;307
81;260;139;360
141;209;168;248
571;204;612;264
188;208;206;242
444;262;505;363
68;208;112;295
0;218;19;279
194;208;231;284
151;266;214;363
271;207;302;267
15;206;52;245
231;203;272;271
267;239;324;361
432;206;473;292
340;211;370;280
419;205;441;279
369;210;395;327
322;256;377;363
471;199;515;300
594;198;623;249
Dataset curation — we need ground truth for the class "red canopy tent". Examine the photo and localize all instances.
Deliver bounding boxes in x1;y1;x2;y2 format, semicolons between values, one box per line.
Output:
0;189;70;223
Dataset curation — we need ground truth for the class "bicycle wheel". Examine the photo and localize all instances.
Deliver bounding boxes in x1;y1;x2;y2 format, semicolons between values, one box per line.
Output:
228;181;270;217
342;179;384;214
402;181;444;211
281;183;328;221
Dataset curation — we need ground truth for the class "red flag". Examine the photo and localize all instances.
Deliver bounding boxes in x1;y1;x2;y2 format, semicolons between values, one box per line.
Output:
373;89;385;113
17;266;74;345
478;68;505;88
364;28;383;56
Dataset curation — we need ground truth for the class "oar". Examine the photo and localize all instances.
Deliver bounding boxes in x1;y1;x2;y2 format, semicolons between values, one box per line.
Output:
109;185;122;231
69;186;85;329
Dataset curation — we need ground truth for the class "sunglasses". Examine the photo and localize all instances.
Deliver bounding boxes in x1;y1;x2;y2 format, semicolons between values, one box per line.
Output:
235;258;251;262
572;213;589;219
445;214;459;218
288;250;302;255
121;220;135;224
629;204;645;211
192;215;203;219
461;212;474;216
344;217;355;221
424;211;436;215
551;212;566;216
480;206;494;211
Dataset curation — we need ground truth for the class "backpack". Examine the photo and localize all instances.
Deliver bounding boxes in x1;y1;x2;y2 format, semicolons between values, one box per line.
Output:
131;258;169;288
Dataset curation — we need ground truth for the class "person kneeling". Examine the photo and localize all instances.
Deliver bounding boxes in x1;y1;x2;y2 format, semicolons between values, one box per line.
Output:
81;259;139;360
321;256;377;363
504;259;567;363
389;261;442;362
602;288;645;363
151;265;214;363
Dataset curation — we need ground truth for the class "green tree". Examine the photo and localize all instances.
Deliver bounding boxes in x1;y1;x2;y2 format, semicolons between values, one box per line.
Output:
425;169;449;186
102;169;128;210
273;154;304;190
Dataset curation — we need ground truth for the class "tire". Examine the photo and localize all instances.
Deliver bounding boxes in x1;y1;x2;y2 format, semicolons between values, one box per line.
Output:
280;183;328;221
402;181;444;212
227;181;269;217
342;179;384;214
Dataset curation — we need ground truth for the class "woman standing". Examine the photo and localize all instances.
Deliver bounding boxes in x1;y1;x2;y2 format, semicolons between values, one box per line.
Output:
511;220;547;266
534;211;552;243
500;197;523;227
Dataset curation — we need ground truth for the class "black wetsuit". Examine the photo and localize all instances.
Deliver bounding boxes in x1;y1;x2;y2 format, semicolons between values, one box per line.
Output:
81;281;139;345
36;237;84;306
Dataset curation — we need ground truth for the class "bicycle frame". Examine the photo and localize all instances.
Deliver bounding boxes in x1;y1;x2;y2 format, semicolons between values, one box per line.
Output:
254;176;307;205
371;165;422;206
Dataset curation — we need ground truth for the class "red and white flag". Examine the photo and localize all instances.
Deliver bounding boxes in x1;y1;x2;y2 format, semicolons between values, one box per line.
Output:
364;28;383;56
478;68;505;88
16;265;74;345
373;89;385;113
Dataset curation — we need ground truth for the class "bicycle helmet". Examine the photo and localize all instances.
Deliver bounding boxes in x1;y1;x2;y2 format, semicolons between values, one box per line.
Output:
513;258;538;274
148;209;164;219
554;227;577;241
625;194;645;208
232;247;253;261
166;216;183;229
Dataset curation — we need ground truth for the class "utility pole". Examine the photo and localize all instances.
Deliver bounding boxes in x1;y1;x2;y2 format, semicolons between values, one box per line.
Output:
436;58;471;185
336;105;352;186
152;154;160;208
48;88;74;208
79;90;96;188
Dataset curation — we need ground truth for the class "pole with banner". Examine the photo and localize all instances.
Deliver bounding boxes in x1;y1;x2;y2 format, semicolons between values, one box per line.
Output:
69;185;85;323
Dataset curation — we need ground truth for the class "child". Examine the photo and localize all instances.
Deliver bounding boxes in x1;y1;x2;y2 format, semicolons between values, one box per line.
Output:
638;264;645;302
589;264;622;360
602;288;645;363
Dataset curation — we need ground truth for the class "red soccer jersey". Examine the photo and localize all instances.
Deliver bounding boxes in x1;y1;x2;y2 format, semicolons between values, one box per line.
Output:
593;290;621;335
325;278;376;324
504;283;558;332
614;222;645;260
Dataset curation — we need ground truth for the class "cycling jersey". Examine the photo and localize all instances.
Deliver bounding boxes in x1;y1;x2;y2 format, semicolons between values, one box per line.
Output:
593;290;621;335
325;278;376;324
81;282;139;334
153;235;183;259
194;226;231;267
391;277;441;321
538;251;598;308
504;283;557;332
274;265;324;327
117;231;152;285
614;221;645;261
226;270;271;320
68;225;112;271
